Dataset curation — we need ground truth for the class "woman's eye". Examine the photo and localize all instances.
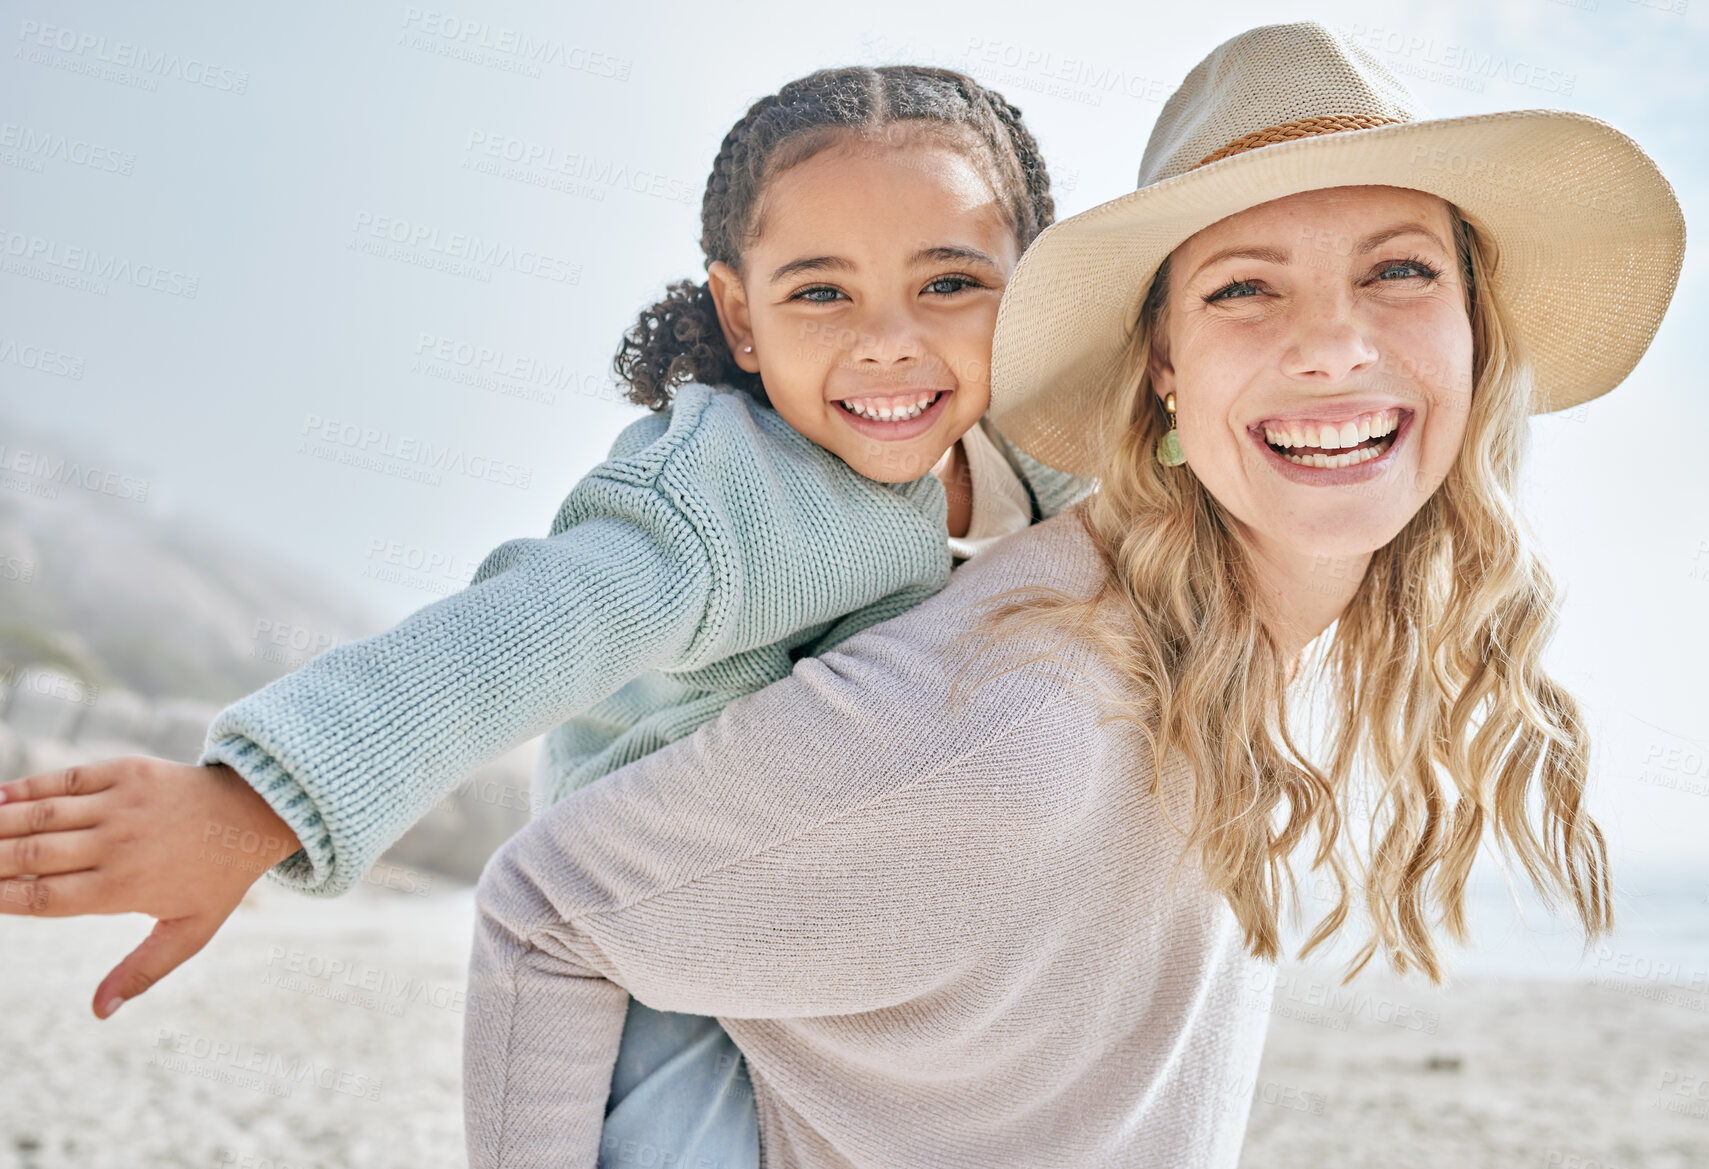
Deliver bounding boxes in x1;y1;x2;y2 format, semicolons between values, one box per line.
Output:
1206;279;1260;302
1374;258;1441;282
792;286;845;303
925;275;980;296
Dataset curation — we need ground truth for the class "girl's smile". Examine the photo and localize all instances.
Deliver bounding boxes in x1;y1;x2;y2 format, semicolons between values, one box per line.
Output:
831;387;956;440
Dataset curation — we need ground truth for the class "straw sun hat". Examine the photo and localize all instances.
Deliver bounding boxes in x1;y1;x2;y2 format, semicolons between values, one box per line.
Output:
988;21;1686;477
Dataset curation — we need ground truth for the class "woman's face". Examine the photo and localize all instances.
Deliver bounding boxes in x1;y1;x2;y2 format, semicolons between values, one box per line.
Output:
1154;185;1474;572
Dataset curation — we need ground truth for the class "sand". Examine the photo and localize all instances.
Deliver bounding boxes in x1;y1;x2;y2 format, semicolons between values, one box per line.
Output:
3;879;1706;1169
1233;962;1709;1169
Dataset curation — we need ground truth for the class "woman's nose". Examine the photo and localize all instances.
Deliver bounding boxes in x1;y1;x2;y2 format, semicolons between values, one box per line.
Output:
1279;297;1380;383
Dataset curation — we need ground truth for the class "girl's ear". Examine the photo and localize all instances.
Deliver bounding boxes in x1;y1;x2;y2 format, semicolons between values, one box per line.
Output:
707;261;761;374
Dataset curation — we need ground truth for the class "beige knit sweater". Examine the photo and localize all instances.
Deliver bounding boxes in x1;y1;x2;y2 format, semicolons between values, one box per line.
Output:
464;507;1279;1168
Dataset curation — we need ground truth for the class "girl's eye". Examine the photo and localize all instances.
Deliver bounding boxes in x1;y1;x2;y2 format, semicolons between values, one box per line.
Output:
1205;279;1261;303
792;285;846;303
925;274;981;296
1374;257;1441;282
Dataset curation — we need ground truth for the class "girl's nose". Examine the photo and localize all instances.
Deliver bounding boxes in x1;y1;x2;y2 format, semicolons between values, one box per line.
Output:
847;305;926;366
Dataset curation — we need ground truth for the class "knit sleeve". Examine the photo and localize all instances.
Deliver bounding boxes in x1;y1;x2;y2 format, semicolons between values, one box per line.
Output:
197;469;715;897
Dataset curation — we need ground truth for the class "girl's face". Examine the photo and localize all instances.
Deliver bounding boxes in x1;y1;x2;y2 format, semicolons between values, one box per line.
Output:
1154;185;1474;573
708;137;1018;483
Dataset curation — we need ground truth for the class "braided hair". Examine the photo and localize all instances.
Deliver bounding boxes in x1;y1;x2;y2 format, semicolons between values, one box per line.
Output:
614;66;1057;410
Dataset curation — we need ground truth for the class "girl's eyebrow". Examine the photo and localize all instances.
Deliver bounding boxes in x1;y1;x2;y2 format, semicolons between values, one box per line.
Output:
769;245;1002;285
770;255;851;283
913;245;1001;269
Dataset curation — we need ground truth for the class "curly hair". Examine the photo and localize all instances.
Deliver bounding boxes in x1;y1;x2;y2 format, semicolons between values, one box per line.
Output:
613;66;1056;410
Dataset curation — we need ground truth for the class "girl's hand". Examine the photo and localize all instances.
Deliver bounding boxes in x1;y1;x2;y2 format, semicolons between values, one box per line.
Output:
0;756;301;1020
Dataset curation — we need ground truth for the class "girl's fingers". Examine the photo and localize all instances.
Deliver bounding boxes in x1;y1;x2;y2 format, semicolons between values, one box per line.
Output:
0;827;104;881
0;762;119;805
0;868;108;917
92;912;226;1019
0;794;106;839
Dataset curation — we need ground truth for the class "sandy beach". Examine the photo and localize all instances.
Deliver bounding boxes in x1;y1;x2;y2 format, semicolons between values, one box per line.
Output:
3;875;1706;1169
1235;962;1709;1169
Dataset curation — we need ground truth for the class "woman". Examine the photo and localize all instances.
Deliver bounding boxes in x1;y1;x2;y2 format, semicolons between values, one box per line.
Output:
462;21;1684;1169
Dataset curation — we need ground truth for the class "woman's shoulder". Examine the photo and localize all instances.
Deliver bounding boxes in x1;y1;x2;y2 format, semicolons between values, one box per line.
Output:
944;506;1106;606
816;507;1115;702
784;507;1136;812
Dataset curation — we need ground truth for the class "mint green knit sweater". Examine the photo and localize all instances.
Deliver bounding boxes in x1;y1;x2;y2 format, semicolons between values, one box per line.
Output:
197;384;1090;895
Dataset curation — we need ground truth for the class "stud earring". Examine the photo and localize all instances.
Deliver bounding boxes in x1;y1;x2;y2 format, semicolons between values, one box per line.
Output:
743;345;753;353
1155;391;1186;467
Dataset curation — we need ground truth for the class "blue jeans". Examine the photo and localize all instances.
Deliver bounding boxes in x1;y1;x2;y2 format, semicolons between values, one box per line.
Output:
598;996;760;1169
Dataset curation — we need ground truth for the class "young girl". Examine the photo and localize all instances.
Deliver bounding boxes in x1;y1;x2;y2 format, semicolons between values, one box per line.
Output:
0;65;1085;1164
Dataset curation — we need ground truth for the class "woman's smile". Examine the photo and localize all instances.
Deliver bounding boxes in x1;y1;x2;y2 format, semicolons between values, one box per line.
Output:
1248;406;1413;485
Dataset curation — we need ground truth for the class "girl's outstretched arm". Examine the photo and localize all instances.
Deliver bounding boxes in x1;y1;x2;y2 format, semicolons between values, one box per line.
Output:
0;467;717;1013
0;386;952;1014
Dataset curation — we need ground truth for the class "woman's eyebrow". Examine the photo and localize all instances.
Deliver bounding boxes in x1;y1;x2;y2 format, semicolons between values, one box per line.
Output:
1189;244;1291;281
1354;224;1448;253
1189;224;1449;282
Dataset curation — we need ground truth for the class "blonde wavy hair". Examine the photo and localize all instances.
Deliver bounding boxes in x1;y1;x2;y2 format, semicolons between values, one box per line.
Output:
979;206;1612;985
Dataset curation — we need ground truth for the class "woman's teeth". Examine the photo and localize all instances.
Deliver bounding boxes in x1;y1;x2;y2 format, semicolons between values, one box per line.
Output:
1263;408;1401;468
838;391;941;422
1274;435;1394;468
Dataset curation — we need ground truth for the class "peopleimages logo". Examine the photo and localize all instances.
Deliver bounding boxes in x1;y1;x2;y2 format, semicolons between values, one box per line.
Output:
398;7;632;80
1339;23;1577;94
15;19;251;93
151;1028;382;1101
297;412;534;490
349;211;581;285
0;443;150;503
0;228;200;297
0;336;85;379
462;131;698;205
0;122;135;174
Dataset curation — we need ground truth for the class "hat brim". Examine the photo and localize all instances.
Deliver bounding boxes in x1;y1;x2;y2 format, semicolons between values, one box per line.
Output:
989;109;1686;477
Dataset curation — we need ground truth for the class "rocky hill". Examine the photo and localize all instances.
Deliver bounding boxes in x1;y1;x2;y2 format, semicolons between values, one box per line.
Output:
0;418;530;883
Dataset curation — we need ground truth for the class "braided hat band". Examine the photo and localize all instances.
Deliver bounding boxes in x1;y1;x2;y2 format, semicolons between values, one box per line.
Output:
1195;114;1404;168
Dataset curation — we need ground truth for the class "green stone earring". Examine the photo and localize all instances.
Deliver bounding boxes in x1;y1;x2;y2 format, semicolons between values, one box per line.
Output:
1155;391;1186;467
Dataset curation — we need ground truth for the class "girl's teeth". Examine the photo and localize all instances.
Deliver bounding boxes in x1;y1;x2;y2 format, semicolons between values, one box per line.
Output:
839;392;940;422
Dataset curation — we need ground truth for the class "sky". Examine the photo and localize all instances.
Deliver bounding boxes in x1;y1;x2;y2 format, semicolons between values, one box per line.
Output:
2;0;1706;868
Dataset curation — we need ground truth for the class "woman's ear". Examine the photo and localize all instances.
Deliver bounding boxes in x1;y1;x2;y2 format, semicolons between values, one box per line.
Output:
1147;339;1175;405
706;261;761;374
